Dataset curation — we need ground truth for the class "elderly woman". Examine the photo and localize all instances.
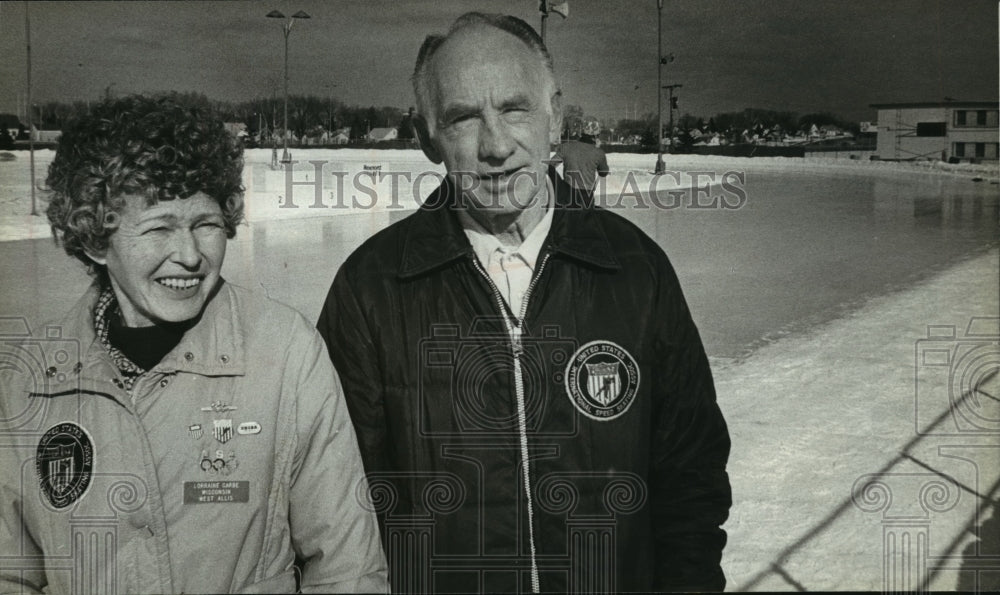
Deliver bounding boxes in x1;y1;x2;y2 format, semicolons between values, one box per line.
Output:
0;95;387;593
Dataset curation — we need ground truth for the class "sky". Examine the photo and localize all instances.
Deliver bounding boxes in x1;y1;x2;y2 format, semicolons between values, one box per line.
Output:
0;0;997;125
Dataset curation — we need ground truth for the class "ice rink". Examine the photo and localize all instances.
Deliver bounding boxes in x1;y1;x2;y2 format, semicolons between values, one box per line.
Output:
1;148;998;590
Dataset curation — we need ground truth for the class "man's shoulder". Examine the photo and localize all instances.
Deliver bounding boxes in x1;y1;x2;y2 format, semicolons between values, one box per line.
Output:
559;140;604;156
337;209;420;279
585;206;668;261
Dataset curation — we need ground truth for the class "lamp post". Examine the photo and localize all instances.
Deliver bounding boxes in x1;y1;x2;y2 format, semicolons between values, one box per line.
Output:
25;1;37;216
654;0;665;174
663;84;683;151
324;83;338;140
266;9;310;163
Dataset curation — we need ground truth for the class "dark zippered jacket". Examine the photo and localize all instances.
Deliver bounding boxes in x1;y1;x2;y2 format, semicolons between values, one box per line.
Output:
317;170;732;593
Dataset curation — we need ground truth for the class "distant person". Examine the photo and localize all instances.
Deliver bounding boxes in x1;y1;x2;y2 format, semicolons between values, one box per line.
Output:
398;106;416;142
554;132;609;199
0;94;388;593
318;12;731;593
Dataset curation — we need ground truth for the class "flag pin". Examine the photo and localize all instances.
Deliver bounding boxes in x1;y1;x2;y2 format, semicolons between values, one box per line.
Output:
213;419;233;444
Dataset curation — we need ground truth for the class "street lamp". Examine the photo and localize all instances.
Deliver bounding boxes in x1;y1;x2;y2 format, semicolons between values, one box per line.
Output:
25;0;37;216
663;83;682;152
266;9;310;163
324;83;338;139
654;0;665;174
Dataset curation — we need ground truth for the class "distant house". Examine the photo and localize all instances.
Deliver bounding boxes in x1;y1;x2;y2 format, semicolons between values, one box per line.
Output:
368;127;398;142
331;128;350;145
693;132;721;146
224;122;249;140
870;101;999;161
30;125;61;142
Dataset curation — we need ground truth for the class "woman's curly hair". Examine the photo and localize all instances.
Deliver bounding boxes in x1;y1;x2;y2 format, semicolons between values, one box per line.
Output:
46;94;245;271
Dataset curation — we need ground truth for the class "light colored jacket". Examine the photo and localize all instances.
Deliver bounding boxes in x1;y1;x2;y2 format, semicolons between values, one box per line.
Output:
0;282;388;593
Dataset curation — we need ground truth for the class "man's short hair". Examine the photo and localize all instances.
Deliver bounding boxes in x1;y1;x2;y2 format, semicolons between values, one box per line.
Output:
46;94;245;272
411;12;557;121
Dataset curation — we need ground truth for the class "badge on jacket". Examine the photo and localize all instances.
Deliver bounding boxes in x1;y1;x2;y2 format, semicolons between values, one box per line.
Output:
35;422;94;509
565;340;640;421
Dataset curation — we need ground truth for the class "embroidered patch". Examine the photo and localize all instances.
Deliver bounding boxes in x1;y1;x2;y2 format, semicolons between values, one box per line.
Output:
35;422;94;509
564;340;640;421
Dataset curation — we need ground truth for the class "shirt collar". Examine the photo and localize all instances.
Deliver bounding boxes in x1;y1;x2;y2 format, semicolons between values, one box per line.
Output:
398;166;620;279
152;281;246;377
456;177;555;271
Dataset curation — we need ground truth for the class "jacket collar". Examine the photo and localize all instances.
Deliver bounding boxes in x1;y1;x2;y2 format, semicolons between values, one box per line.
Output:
398;167;619;279
57;280;247;384
153;280;247;377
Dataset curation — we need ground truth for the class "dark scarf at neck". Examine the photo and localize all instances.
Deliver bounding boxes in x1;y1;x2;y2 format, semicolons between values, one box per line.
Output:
93;286;191;389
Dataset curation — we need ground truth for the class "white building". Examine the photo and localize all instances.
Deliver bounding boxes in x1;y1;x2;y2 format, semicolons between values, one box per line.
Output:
367;127;398;142
30;125;61;142
870;101;998;161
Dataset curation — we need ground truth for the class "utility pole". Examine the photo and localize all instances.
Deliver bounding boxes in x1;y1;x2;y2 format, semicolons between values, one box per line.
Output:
663;84;682;152
540;1;548;42
266;9;310;164
539;1;567;43
270;85;278;169
25;1;37;216
654;0;665;174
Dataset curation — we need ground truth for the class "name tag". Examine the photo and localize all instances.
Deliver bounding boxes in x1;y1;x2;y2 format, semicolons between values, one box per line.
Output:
183;481;249;504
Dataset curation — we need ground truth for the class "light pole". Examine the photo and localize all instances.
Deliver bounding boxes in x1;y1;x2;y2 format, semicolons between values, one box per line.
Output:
663;84;683;151
266;9;310;163
539;0;568;42
324;83;338;140
25;1;37;216
632;84;640;121
654;0;665;174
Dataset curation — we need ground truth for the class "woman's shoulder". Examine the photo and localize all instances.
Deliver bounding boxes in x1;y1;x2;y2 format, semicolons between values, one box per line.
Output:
219;282;319;343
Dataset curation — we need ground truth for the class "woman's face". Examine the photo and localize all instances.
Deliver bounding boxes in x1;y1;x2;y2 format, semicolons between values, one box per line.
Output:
88;192;227;327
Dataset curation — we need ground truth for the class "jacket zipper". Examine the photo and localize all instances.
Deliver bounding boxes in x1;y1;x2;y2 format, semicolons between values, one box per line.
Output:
470;251;551;594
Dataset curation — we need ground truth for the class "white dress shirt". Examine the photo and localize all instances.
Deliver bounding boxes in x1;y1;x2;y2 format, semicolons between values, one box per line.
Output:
458;198;554;319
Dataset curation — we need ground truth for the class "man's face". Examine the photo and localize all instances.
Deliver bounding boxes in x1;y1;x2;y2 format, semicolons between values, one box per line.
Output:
88;192;227;327
417;26;562;215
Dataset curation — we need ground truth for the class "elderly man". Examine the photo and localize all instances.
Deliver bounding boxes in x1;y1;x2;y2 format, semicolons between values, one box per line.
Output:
318;12;731;593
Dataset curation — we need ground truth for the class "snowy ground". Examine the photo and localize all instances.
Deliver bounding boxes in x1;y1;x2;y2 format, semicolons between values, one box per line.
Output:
0;148;998;590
